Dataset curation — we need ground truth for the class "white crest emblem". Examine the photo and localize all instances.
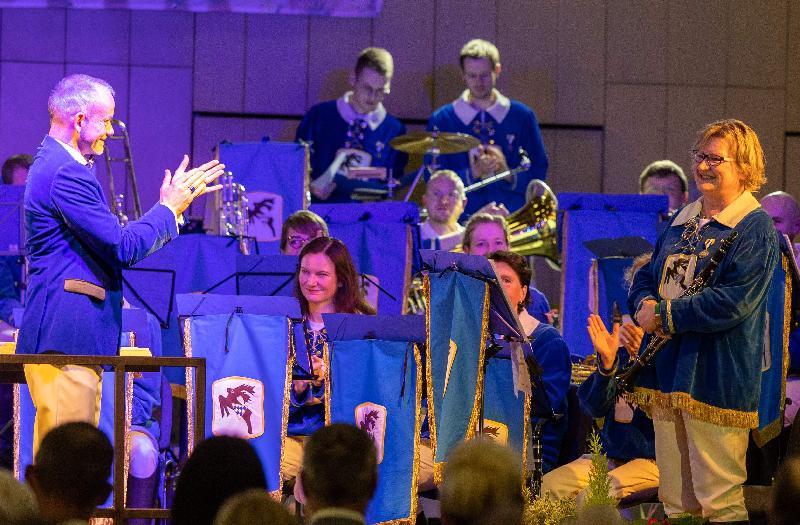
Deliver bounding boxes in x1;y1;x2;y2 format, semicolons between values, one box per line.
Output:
247;191;283;242
212;376;265;439
355;402;387;464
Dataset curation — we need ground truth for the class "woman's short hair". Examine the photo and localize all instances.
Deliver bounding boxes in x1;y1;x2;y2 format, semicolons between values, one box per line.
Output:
487;251;532;311
280;210;328;251
462;213;509;252
694;119;766;192
294;237;376;316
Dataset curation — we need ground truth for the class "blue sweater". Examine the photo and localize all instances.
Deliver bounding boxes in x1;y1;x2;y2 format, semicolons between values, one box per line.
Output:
427;98;548;216
296;100;407;203
578;351;655;460
530;323;571;473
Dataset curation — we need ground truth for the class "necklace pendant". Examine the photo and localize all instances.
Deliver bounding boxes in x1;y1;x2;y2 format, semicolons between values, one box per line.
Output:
699;250;709;258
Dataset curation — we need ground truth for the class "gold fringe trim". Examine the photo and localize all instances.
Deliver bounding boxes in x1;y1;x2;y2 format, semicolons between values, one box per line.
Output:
521;393;531;491
464;282;490;441
323;341;331;426
275;318;294;500
182;317;196;453
408;343;423;525
753;255;793;447
122;371;134;507
627;386;758;429
13;383;19;479
423;275;442;486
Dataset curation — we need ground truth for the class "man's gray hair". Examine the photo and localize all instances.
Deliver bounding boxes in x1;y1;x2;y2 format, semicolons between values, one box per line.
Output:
48;74;114;124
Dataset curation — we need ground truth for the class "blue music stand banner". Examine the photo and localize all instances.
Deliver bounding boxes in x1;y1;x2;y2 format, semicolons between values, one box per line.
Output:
326;335;422;525
753;254;792;446
483;357;530;481
558;194;665;356
424;271;489;484
184;313;292;498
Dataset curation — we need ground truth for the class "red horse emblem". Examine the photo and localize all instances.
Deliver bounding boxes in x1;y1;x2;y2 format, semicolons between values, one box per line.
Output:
219;384;257;435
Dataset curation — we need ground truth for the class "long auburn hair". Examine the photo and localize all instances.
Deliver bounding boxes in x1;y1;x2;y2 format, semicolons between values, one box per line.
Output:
294;237;376;316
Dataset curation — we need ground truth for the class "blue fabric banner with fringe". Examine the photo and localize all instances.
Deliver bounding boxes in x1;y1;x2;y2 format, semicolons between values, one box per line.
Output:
754;254;791;446
425;271;489;484
482;357;530;479
185;314;292;497
326;338;422;525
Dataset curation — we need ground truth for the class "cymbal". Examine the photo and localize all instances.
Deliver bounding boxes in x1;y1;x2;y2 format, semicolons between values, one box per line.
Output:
389;131;480;155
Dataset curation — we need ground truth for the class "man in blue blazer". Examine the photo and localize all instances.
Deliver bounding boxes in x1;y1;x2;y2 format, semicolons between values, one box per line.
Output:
17;74;224;452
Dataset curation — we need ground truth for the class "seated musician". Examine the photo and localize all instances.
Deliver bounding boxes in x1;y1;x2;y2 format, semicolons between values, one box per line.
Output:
279;210;329;256
463;213;551;324
296;48;407;203
541;256;658;502
639;160;689;215
420;170;467;251
487;251;570;473
427;39;548;216
283;237;376;482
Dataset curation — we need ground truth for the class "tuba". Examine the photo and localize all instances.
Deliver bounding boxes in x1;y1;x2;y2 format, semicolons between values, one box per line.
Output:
507;180;560;268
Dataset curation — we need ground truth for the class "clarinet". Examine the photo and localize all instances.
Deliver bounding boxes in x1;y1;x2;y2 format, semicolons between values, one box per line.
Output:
614;230;740;393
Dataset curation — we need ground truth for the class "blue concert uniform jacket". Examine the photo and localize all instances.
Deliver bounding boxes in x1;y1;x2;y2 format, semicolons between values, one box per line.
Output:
627;192;779;428
578;350;655;460
296;97;407;203
17;136;178;358
427;91;548;216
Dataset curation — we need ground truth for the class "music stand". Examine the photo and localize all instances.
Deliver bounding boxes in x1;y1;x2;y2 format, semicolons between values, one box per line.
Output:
202;253;297;296
323;313;425;343
175;293;311;378
420;249;555;496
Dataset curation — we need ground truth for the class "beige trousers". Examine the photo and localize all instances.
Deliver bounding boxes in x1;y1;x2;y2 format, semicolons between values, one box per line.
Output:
653;408;749;522
541;454;659;501
24;363;102;457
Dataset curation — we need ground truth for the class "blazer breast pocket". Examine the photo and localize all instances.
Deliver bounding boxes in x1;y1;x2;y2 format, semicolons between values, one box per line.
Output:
64;278;107;301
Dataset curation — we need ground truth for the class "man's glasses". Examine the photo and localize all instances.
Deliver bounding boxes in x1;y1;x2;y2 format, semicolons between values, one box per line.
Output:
287;235;312;249
691;150;734;167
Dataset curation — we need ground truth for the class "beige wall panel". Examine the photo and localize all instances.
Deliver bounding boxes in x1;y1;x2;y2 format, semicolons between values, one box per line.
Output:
496;0;558;123
432;0;497;109
557;0;605;125
192;116;244;162
66;10;130;65
194;13;246;113
131;11;195;67
373;0;436;120
0;62;63;164
666;86;725;186
546;129;603;195
785;136;800;198
667;0;726;86
725;88;785;195
242;119;301;143
787;2;800;130
727;1;786;88
245;15;308;115
307;17;372;107
604;84;667;194
1;9;65;62
606;0;666;84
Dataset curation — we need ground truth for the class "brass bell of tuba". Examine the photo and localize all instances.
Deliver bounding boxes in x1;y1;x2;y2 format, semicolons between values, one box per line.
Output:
506;179;560;268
